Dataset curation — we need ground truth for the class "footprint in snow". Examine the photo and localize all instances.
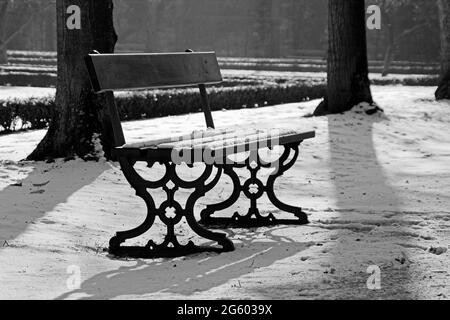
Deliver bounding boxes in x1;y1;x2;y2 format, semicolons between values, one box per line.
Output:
30;190;45;194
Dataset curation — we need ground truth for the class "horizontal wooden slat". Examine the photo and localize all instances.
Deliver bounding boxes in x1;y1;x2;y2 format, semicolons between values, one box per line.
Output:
208;131;315;156
157;128;264;149
209;131;313;152
86;52;223;92
173;131;315;157
121;129;230;149
159;129;312;150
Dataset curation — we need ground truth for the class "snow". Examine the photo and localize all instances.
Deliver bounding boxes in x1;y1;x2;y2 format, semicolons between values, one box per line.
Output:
0;86;55;100
0;85;449;299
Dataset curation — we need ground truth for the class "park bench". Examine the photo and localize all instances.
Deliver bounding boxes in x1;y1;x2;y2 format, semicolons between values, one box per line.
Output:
85;51;315;258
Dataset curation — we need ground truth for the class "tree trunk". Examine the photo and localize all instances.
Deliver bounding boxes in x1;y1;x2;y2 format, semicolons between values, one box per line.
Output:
254;0;273;57
436;0;450;100
314;0;373;116
270;0;281;57
381;17;395;77
44;4;56;51
0;0;8;64
144;0;165;52
175;0;187;51
28;0;117;161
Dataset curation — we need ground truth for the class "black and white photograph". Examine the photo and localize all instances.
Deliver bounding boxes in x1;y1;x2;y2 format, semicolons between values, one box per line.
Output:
0;0;449;302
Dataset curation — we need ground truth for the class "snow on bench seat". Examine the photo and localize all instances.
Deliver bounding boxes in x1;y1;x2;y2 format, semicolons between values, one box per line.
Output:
121;128;315;153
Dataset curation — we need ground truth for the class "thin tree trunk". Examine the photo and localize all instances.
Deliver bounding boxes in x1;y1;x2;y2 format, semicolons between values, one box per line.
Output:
436;0;450;100
0;0;8;64
44;4;56;51
144;0;165;52
383;21;429;77
244;7;250;57
314;0;373;115
28;0;117;161
382;20;394;77
255;0;272;57
175;0;187;51
270;0;281;57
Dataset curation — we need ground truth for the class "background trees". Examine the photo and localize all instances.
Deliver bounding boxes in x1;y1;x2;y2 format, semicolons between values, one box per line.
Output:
370;0;439;76
28;0;117;160
436;0;450;100
0;0;8;64
109;0;441;61
0;0;56;63
0;0;440;63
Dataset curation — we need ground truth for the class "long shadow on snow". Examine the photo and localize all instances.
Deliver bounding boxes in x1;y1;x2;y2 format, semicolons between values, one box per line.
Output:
0;160;108;248
57;227;314;300
322;109;413;298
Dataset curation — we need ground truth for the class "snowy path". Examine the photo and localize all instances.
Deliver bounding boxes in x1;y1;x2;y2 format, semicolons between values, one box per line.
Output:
0;86;448;299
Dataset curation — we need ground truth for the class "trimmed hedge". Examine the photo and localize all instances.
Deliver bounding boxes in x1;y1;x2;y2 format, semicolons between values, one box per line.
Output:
0;73;262;89
0;96;54;132
116;83;325;120
0;72;56;88
371;75;439;86
0;82;326;133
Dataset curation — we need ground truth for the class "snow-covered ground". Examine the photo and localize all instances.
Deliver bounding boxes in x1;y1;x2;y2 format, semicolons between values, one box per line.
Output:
0;86;55;100
0;85;448;300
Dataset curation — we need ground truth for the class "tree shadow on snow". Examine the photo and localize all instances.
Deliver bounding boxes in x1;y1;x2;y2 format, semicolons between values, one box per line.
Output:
0;160;108;248
57;228;314;300
324;110;414;298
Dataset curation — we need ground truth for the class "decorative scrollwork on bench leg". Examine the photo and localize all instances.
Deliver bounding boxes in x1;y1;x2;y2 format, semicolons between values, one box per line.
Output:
109;158;234;258
265;143;309;225
200;142;309;228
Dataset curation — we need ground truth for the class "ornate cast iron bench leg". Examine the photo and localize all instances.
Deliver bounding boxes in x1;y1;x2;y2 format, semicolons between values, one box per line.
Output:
109;157;234;258
200;142;308;228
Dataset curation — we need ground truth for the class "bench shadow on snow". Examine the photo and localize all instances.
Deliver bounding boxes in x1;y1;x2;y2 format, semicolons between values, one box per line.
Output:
57;227;313;300
0;160;108;248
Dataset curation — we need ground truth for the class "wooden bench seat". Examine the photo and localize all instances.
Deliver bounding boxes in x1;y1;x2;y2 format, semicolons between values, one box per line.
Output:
85;50;315;258
117;129;315;164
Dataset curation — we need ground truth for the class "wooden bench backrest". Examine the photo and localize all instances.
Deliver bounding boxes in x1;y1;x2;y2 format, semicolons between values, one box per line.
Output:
85;51;222;147
85;52;222;92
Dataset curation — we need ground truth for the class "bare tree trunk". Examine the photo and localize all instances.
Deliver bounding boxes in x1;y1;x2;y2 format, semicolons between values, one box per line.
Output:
144;0;165;52
436;0;450;100
28;0;117;161
244;7;250;57
0;0;8;64
175;0;187;51
382;19;429;77
382;17;395;77
314;0;373;116
43;4;56;51
254;0;273;57
270;0;281;57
